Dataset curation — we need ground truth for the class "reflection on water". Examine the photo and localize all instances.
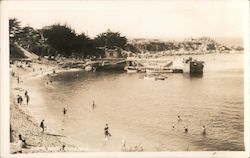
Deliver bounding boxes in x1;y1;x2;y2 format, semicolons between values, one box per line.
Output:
189;73;203;78
27;53;244;151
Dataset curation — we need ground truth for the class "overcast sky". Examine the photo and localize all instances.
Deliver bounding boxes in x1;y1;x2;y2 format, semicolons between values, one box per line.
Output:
4;0;245;39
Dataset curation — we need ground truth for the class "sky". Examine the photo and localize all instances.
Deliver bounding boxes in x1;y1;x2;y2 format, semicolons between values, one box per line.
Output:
4;0;245;39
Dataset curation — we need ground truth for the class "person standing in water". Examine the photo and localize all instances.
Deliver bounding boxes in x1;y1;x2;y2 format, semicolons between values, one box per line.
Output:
202;125;206;134
121;136;126;149
104;124;111;144
63;108;67;115
104;124;111;141
92;101;96;110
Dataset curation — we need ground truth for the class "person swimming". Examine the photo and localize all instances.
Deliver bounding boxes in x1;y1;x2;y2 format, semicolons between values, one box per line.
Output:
177;115;181;122
184;127;188;133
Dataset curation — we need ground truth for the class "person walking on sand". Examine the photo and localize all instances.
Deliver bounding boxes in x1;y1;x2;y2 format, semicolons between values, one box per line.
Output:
24;91;28;97
26;95;30;105
19;96;23;105
40;120;45;133
17;76;20;84
11;71;15;77
17;95;20;104
18;134;27;149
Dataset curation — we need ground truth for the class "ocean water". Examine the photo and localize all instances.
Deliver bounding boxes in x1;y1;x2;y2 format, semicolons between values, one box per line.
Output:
26;53;244;151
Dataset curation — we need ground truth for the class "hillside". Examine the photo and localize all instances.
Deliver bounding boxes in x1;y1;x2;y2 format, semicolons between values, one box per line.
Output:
10;42;27;59
126;37;243;54
10;42;39;60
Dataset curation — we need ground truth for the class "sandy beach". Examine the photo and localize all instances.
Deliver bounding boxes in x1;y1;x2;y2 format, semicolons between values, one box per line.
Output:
9;59;81;153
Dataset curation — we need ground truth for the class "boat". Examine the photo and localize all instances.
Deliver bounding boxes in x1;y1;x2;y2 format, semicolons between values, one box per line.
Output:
155;75;167;80
97;59;126;71
144;74;157;80
126;67;137;73
84;65;92;71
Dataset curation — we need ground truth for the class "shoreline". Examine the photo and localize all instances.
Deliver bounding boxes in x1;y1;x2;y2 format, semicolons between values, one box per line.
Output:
10;60;84;153
9;53;244;153
9;59;154;153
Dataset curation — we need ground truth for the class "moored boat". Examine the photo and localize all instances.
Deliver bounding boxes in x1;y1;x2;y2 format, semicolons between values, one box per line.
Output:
126;67;137;73
155;74;167;80
84;65;92;71
144;74;157;80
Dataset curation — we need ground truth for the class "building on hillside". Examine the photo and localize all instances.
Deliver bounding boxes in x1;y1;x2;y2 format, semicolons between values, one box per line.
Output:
105;48;121;58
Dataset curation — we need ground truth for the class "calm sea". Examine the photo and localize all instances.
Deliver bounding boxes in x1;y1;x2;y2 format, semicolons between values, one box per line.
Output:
26;53;244;151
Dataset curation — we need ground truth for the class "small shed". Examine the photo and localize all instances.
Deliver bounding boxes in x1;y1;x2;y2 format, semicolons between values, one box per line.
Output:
104;48;121;58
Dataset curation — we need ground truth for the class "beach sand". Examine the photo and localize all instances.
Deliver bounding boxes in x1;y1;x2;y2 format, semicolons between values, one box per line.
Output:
9;60;80;153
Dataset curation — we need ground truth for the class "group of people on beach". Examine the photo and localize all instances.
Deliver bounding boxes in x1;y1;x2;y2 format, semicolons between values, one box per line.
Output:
16;91;30;106
11;60;71;152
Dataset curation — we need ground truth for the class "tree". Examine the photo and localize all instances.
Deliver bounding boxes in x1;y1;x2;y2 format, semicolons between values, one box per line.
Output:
94;29;127;49
42;24;78;56
9;18;22;40
42;24;98;57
